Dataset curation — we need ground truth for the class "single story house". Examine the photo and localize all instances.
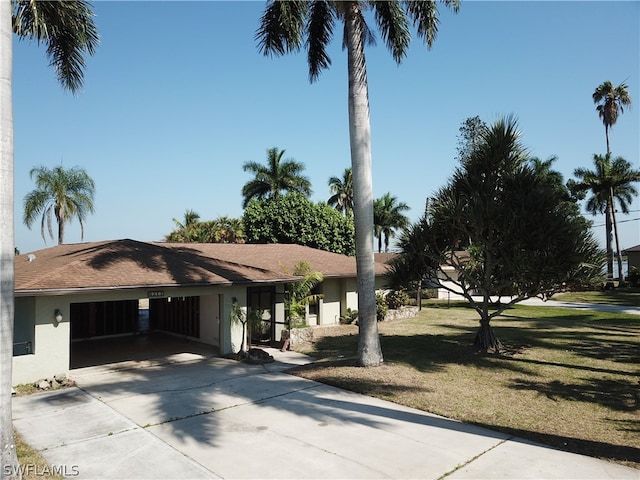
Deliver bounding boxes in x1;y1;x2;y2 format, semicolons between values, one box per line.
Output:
622;244;640;273
13;239;389;385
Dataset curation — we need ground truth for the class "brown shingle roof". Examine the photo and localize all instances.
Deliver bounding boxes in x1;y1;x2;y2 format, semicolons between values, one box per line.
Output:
622;244;640;254
15;239;388;294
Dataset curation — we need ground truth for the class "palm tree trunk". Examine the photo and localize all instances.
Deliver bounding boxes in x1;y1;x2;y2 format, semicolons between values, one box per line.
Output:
345;4;382;367
610;188;625;286
0;1;19;475
56;208;65;245
605;200;614;279
605;125;610;156
58;218;65;245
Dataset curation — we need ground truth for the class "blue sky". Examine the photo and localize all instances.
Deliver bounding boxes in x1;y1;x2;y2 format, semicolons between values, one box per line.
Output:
12;1;640;255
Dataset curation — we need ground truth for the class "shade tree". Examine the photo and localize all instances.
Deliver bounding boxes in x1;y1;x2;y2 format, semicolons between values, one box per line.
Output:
243;192;355;256
396;117;604;351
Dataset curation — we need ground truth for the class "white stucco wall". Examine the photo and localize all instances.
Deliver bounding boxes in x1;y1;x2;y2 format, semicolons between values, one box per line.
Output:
13;285;244;384
319;279;341;325
343;278;358;311
13;296;71;386
200;294;221;347
221;286;248;355
13;274;378;384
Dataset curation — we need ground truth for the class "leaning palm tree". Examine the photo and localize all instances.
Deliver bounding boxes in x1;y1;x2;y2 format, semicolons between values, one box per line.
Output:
328;167;354;216
1;0;98;473
241;147;312;208
256;0;459;367
373;193;410;253
593;81;632;154
23;165;96;245
572;153;640;284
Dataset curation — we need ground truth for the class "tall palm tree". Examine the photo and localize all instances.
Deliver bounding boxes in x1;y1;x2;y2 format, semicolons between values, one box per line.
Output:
328;167;354;215
573;153;640;283
23;165;96;245
593;81;632;154
257;0;459;367
1;0;98;473
373;193;410;253
241;147;312;208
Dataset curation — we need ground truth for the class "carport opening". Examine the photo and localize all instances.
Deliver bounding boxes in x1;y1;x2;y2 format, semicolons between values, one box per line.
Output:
70;297;216;369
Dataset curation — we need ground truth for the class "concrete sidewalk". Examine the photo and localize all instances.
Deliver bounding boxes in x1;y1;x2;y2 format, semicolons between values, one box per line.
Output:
520;296;640;315
12;349;638;480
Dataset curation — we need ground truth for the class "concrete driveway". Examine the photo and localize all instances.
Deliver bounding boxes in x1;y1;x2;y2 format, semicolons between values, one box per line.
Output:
13;349;639;479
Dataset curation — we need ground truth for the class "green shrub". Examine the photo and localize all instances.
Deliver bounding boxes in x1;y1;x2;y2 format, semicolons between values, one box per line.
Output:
339;308;358;324
376;293;388;322
386;290;410;309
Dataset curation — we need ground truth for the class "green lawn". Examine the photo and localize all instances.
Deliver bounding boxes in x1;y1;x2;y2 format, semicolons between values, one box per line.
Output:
554;288;640;307
290;304;640;468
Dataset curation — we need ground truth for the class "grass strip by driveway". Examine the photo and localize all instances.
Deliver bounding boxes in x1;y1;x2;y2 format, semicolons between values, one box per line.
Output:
554;288;640;307
290;304;640;469
14;430;63;480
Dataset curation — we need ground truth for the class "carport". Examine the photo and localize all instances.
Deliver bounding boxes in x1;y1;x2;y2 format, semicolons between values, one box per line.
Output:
69;296;218;369
70;331;218;369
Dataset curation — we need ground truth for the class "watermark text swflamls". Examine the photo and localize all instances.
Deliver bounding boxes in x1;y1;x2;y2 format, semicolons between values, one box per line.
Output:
3;463;80;477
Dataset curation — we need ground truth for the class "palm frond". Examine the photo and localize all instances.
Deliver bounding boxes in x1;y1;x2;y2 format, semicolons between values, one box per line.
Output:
306;1;335;82
373;1;410;63
256;0;307;57
13;0;98;92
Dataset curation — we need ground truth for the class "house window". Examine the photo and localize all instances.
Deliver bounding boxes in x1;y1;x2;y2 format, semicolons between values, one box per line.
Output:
14;297;35;356
308;284;322;316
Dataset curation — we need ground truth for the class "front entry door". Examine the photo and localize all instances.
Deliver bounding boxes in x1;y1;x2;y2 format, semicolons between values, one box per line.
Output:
247;286;275;345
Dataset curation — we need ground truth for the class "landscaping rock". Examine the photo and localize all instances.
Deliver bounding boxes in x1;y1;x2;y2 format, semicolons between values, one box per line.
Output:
247;348;274;364
36;379;50;390
383;306;419;322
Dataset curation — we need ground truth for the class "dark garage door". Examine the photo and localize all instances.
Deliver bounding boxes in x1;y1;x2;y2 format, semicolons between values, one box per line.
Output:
71;300;138;340
150;296;200;338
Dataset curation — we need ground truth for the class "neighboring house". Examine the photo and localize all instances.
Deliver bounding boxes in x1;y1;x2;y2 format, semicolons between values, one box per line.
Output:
432;251;470;300
13;239;389;385
622;244;640;277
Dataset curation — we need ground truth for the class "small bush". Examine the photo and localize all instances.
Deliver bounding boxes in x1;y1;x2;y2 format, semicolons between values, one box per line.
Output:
339;308;358;324
376;293;388;322
629;267;640;287
290;317;307;329
386;290;410;309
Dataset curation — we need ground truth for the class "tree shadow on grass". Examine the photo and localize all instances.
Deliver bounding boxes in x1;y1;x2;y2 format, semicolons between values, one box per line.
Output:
290;359;640;468
510;377;639;413
303;331;541;377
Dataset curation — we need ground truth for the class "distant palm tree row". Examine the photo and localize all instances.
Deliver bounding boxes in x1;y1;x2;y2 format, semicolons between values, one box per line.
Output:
17;81;636;283
240;148;410;252
166;211;245;244
571;80;638;284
